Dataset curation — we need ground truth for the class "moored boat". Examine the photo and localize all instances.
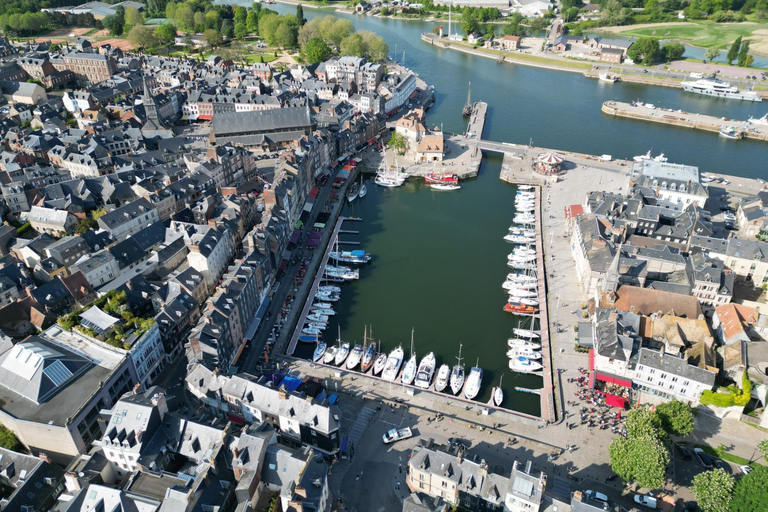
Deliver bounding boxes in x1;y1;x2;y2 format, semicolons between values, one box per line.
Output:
508;338;541;350
335;342;350;366
414;352;436;389
372;351;387;375
346;344;364;370
509;356;543;372
507;348;542;360
313;342;327;362
434;364;450;392
329;250;371;264
503;303;539;315
463;362;483;400
347;181;360;203
492;375;504;407
719;126;743;139
381;346;404;381
324;346;338;364
450;343;465;395
302;327;323;336
430;183;461;191
513;328;540;339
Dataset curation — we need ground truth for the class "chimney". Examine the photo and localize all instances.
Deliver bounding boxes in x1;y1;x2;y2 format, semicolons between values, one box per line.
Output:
574;491;584;502
278;387;289;400
38;452;51;464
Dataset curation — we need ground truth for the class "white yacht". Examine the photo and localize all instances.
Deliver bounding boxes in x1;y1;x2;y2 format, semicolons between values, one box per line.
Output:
508;338;541;350
434;364;450;392
372;350;387;375
401;353;417;385
323;345;338;365
381;346;404;381
450;344;465;395
509;356;543;373
491;375;504;407
334;343;350;366
414;352;436;389
463;363;483;400
346;344;364;370
681;78;762;102
748;113;768;126
513;328;540;339
507;348;542;360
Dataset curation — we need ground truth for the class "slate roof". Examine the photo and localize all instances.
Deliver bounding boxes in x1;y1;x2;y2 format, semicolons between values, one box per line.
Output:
637;347;716;386
212;107;313;136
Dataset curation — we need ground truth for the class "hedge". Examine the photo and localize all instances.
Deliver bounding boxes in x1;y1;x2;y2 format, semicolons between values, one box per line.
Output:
700;370;752;408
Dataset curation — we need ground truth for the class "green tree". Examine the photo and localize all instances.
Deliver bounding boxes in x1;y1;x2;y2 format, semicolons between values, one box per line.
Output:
340;33;365;57
625;408;666;440
692;468;735;512
299;18;322;46
234;6;247;26
75;217;97;235
727;36;742;65
360;30;388;61
103;6;125;36
737;40;751;66
154;24;177;46
303;36;331;63
705;47;721;61
259;13;283;46
731;465;768;512
627;37;660;65
655;400;694;437
759;439;768;460
274;21;296;48
321;16;354;48
297;4;306;25
127;25;157;49
661;41;685;62
173;4;195;32
609;435;670;489
461;11;479;35
235;21;248;39
389;131;408;155
0;424;21;452
246;10;259;34
125;6;144;28
601;0;628;25
203;28;223;49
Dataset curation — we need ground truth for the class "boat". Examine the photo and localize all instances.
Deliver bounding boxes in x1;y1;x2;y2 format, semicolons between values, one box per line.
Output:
299;335;320;343
513;216;535;225
360;326;376;373
719;126;743;139
315;292;340;302
434;364;450;392
504;303;539;315
307;313;329;323
346;344;364;370
462;81;472;116
654;153;668;162
401;329;417;385
463;361;483;400
506;272;537;282
504;234;537;244
507;348;542;360
748;113;768;126
450;344;465;395
313;342;327;362
347;181;360;203
492;375;504;407
329;250;371;264
312;302;333;309
430;183;461;191
324;345;338;364
509;247;536;256
503;281;537;292
414;352;436;389
311;308;336;316
372;349;387;375
381;345;404;381
519;185;534;191
508;338;541;350
359;177;368;198
319;285;341;293
335;342;350;366
513;328;540;339
599;72;618;83
508;261;537;271
508;227;536;237
681;78;762;102
306;322;328;330
302;327;323;336
424;171;459;184
509;356;543;372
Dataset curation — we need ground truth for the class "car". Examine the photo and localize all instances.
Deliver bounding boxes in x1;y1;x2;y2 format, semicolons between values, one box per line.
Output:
634;494;658;509
676;443;692;460
740;465;753;475
448;437;471;448
694;448;714;469
585;490;608;504
714;459;731;473
720;205;734;211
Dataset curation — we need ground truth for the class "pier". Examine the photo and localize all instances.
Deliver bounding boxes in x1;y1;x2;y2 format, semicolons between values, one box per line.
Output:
534;186;556;423
602;101;768;143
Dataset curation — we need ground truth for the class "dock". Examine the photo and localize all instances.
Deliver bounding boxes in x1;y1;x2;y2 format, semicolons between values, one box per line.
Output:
534;186;556;423
602;101;768;143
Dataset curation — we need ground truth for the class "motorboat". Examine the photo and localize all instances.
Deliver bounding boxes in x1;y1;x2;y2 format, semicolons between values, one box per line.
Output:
346;344;364;370
302;327;323;336
513;328;540;339
519;298;539;306
509;248;536;257
748;113;768;126
507;348;542;360
492;375;504;407
434;364;450;392
299;335;320;343
504;303;539;314
381;346;404;381
519;185;534;191
312;302;333;309
599;72;618;83
513;216;536;225
450;344;465;395
324;345;338;364
463;363;483;400
329;250;371;264
306;322;327;330
508;338;541;350
503;281;537;291
506;273;537;283
319;285;341;293
307;313;329;323
372;351;387;375
681;78;761;102
508;255;537;264
401;353;417;385
508;289;537;299
315;292;340;302
335;342;350;366
347;181;360;203
430;183;461;191
313;342;327;362
414;352;436;389
719;126;743;139
324;267;359;281
508;261;537;271
504;234;537;244
312;308;336;316
508;227;535;237
509;356;543;372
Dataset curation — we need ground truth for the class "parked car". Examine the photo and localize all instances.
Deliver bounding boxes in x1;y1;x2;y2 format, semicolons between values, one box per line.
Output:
585;490;608;504
714;459;731;473
694;448;714;470
448;437;471;448
634;494;658;509
676;443;692;461
740;465;754;475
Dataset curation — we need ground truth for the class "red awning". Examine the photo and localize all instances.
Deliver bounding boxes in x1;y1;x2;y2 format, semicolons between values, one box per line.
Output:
588;349;595;388
596;373;632;388
605;395;628;408
228;413;245;425
199;115;213;120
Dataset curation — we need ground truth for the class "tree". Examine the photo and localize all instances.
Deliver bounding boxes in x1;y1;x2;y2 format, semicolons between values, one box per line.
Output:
102;6;125;36
609;435;670;489
75;217;97;235
661;41;685;62
461;11;479;35
246;9;259;34
656;400;694;437
259;13;283;46
274;22;296;48
692;468;735;512
234;6;247;25
297;4;306;25
625;408;666;440
303;36;331;63
759;439;768;460
389;131;408;155
727;36;742;65
360;30;388;61
731;465;768;512
0;425;21;452
173;4;195;32
738;40;751;66
125;6;144;28
154;24;177;46
705;47;721;61
627;37;660;65
321;16;354;48
340;33;365;57
203;28;223;49
127;25;157;49
601;0;628;25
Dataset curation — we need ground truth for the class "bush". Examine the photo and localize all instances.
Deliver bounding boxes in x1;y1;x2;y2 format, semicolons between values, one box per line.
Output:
15;223;32;236
700;371;752;408
0;424;22;452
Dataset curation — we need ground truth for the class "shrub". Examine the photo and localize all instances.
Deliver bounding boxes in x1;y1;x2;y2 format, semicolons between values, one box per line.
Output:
15;223;32;236
0;424;22;452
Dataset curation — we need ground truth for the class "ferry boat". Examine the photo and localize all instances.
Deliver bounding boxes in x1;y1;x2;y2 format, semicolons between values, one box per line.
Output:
414;352;436;389
719;126;744;139
681;78;762;102
504;303;539;315
313;342;327;362
381;346;404;381
509;356;543;372
463;362;483;400
430;183;461;191
323;345;338;364
450;344;465;395
329;250;371;264
335;342;350;366
434;364;450;392
346;344;364;370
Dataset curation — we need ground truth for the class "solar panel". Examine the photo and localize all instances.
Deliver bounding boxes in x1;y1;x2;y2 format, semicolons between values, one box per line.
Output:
43;360;73;387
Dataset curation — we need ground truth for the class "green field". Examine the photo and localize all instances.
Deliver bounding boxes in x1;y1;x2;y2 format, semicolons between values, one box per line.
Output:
619;21;768;50
145;18;171;25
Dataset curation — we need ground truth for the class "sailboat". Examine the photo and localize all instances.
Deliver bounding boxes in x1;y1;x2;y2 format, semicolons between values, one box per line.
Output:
463;360;483;400
450;343;465;395
434;364;450;392
491;375;504;407
373;349;387;375
360;326;376;373
313;342;327;362
323;345;338;364
381;345;404;382
401;329;417;385
334;326;349;366
462;82;472;117
346;343;364;370
359;175;367;198
513;328;540;339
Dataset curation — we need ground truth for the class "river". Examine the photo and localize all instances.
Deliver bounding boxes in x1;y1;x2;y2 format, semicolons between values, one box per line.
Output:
217;1;766;415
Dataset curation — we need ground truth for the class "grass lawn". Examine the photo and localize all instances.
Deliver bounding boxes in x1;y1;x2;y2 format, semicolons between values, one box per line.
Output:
451;41;593;71
619;21;768;50
696;444;764;467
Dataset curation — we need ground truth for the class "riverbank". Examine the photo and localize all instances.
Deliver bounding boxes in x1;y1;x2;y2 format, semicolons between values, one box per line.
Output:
602;100;768;143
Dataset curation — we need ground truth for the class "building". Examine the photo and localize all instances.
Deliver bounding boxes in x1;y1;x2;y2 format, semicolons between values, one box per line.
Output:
0;80;48;105
0;448;65;512
498;35;521;51
71;249;120;289
171;223;234;288
737;197;765;237
28;206;77;237
211;107;316;148
97;198;160;242
712;303;757;345
685;252;733;308
632;160;708;208
633;347;716;403
711;238;768;287
59;52;117;86
599;48;624;63
415;133;444;163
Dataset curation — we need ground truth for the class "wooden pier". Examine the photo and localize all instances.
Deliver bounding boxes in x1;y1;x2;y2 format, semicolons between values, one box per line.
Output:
602;101;768;143
534;186;556;423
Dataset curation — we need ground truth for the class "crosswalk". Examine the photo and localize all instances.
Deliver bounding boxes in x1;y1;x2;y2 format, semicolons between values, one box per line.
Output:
347;406;376;446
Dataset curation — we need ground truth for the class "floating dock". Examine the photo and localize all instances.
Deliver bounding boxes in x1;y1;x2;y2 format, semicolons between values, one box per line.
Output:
602;101;768;143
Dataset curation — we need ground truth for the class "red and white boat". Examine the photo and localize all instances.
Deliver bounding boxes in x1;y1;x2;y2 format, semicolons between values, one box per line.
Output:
424;171;459;184
503;303;539;315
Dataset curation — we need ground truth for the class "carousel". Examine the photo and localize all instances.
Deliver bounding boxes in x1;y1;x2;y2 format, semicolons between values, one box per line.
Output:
534;152;565;175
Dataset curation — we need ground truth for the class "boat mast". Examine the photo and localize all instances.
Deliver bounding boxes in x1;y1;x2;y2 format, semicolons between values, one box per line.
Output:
456;343;463;367
467;82;471;107
410;328;414;358
448;1;452;39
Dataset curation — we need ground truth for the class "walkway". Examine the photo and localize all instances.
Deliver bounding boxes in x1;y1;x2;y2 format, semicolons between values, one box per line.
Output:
347;405;376;446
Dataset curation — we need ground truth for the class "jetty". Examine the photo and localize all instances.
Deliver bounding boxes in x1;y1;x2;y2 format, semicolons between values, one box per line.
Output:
602;101;768;143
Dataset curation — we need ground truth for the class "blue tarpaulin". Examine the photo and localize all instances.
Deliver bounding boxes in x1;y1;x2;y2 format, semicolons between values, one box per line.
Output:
279;376;302;392
328;394;338;405
340;435;349;453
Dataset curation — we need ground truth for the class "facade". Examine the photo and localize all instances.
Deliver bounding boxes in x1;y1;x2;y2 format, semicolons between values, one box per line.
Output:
28;206;77;237
711;238;768;287
128;323;165;388
97;198;160;242
599;48;624;63
632;160;708;208
633;347;716;403
71;249;120;288
59;52;117;86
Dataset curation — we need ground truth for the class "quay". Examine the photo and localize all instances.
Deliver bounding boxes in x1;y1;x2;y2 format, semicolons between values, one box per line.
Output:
602;101;768;142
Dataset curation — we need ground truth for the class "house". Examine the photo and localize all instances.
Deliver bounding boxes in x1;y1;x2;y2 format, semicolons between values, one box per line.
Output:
0;448;64;512
97;198;160;242
467;32;484;45
632;160;708;208
415;133;444;163
712;303;757;345
170;223;234;288
28;206;77;237
633;347;716;404
589;37;633;54
737;197;765;237
552;35;583;52
711;238;768;287
0;80;47;105
600;48;624;64
685;251;734;308
499;35;521;51
356;1;371;13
